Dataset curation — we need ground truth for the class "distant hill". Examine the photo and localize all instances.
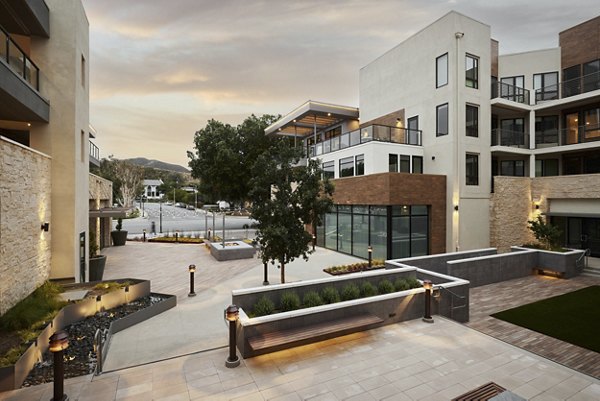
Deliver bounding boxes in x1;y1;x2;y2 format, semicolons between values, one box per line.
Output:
125;157;189;173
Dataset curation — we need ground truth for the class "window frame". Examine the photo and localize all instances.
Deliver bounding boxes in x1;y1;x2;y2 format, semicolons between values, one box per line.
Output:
339;156;354;178
465;54;479;89
533;71;559;101
355;154;365;176
436;103;449;137
322;160;335;180
466;104;479;137
388;154;398;173
436;53;448;88
412;156;423;174
465;153;479;186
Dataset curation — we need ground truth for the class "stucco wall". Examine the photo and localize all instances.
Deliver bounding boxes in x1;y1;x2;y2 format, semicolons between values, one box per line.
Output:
0;137;52;315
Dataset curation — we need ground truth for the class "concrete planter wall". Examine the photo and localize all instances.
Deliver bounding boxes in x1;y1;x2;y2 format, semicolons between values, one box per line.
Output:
233;268;469;358
0;279;153;391
511;246;585;278
209;241;256;261
386;248;497;275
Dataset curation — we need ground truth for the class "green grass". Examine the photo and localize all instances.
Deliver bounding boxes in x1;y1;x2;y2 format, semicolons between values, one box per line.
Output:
0;282;66;332
491;286;600;353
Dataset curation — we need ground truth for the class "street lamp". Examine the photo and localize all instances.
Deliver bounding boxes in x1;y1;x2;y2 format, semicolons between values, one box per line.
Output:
422;280;434;323
188;264;196;297
49;330;69;401
368;245;373;269
225;305;240;368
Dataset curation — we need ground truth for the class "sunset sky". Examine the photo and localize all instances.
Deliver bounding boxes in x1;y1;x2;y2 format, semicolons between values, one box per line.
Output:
82;0;597;168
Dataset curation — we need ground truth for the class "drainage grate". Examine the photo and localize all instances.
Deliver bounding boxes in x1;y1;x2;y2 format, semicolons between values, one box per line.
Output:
452;382;506;401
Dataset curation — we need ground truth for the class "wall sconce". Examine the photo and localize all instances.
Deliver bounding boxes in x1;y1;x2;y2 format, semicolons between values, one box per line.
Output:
535;204;540;210
431;156;436;161
41;222;50;232
454;205;459;212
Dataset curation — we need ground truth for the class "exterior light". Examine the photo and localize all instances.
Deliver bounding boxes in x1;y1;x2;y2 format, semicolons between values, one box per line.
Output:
327;112;331;116
143;228;146;242
49;330;69;401
312;234;316;252
535;204;540;210
454;205;459;211
422;280;434;323
368;245;373;269
188;264;196;297
41;222;50;232
225;304;240;368
27;122;31;127
422;280;433;291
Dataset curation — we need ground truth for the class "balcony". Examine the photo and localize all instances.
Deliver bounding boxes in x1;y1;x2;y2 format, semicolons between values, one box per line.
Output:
559;71;600;100
89;140;100;167
534;123;600;148
0;0;49;38
491;82;530;105
308;124;422;157
0;25;48;122
491;129;529;149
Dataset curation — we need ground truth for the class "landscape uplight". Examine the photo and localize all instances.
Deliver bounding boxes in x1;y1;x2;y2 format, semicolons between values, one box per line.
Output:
367;245;373;269
188;264;196;297
422;280;434;323
225;305;240;368
49;330;69;401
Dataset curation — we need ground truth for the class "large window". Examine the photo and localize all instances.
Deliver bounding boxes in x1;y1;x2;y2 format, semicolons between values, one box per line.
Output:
500;160;525;176
466;104;478;137
436;53;448;88
535;159;558;177
465;54;479;89
466;154;479;185
500;118;526;147
322;161;334;179
412;156;423;174
339;157;354;177
500;76;525;102
535;116;559;146
436;103;448;136
563;65;581;97
583;59;600;93
355;154;365;176
389;154;398;172
533;72;558;101
400;155;410;173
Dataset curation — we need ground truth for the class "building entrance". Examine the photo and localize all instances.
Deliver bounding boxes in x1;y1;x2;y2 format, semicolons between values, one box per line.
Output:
553;217;600;257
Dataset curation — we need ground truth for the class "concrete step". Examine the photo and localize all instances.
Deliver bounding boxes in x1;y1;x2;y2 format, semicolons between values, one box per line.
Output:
581;267;600;278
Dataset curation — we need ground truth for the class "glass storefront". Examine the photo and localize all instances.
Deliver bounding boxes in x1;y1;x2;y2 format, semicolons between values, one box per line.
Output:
317;204;430;260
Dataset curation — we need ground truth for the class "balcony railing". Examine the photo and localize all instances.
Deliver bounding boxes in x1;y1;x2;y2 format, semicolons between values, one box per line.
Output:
308;124;422;157
0;26;40;91
89;140;100;164
560;123;600;146
491;128;529;148
560;71;600;99
491;82;530;105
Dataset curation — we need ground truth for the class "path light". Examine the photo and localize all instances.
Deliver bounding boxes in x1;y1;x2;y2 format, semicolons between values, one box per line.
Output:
188;264;196;297
225;305;240;368
143;229;146;242
49;330;69;401
422;280;434;323
312;234;316;252
368;245;373;269
263;261;269;286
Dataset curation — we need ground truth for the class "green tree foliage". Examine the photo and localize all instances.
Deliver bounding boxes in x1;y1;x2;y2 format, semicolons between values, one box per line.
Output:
93;158;143;206
250;143;334;283
188;115;279;206
528;215;563;250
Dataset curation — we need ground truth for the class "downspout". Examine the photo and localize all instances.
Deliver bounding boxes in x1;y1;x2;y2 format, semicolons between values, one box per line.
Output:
455;31;464;252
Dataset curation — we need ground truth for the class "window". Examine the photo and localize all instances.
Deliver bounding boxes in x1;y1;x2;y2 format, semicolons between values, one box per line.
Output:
436;103;448;136
583;59;600;93
500;118;525;147
339;157;354;177
533;72;558;101
436;53;448;88
389;154;398;172
80;130;85;162
400;155;410;173
500;160;525;176
412;156;423;174
355;154;364;176
563;65;581;97
500;76;525;102
322;161;334;179
81;55;86;87
466;105;478;137
535;116;559;146
466;154;479;185
535;159;558;177
465;54;479;89
407;116;419;145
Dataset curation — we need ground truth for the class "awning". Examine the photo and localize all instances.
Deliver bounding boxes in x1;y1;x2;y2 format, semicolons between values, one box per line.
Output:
89;207;131;218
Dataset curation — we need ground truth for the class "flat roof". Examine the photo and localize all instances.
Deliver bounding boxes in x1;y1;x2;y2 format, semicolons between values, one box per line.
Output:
265;100;358;137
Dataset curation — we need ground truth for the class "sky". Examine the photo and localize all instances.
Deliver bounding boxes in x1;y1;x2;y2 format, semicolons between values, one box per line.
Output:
82;0;599;168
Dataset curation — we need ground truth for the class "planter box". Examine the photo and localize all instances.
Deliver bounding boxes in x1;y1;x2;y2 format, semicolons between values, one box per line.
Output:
511;246;586;278
0;279;168;391
233;268;469;358
209;240;256;261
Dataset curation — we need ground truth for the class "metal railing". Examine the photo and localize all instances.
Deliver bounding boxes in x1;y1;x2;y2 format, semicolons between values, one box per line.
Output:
491;81;530;105
559;123;600;146
89;140;100;161
0;25;40;91
561;71;600;99
491;128;529;148
308;124;422;157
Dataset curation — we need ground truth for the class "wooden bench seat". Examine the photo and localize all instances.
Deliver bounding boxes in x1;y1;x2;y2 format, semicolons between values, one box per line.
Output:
247;313;383;352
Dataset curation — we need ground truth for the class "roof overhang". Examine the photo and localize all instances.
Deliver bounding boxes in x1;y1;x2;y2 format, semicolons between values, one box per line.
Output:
89;207;131;218
265;100;359;137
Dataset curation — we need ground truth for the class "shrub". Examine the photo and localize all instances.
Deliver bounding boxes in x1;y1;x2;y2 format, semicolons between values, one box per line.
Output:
303;291;324;308
280;291;301;312
253;296;275;317
360;281;378;297
378;279;395;294
406;277;420;288
528;215;562;250
394;278;410;292
341;283;361;301
321;286;341;304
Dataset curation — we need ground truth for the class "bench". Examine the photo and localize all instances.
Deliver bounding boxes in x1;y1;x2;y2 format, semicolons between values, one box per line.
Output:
247;313;383;353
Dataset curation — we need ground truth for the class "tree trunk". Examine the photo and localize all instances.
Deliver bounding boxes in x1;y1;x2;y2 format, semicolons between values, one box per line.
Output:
280;261;285;284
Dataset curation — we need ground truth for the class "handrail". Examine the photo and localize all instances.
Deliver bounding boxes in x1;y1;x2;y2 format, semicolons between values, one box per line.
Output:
576;248;591;271
0;24;40;90
434;285;466;300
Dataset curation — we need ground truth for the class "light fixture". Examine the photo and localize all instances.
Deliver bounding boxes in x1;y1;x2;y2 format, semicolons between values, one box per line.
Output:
535;204;540;210
422;280;434;323
293;119;296;123
432;156;436;161
188;264;197;297
27;123;31;127
49;330;69;401
41;222;50;232
225;304;240;368
327;112;331;116
454;205;459;211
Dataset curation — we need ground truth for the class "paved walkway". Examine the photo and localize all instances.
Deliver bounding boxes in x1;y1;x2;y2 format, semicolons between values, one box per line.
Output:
467;274;600;379
2;318;599;401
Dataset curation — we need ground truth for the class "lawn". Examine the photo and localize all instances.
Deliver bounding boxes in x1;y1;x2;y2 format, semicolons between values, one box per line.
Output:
491;286;600;353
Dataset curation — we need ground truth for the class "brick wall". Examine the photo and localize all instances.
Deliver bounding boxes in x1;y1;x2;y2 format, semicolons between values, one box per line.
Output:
0;137;52;315
332;172;447;254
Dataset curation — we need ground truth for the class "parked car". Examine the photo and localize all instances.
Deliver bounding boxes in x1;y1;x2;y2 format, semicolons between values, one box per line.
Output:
186;205;195;210
165;202;173;206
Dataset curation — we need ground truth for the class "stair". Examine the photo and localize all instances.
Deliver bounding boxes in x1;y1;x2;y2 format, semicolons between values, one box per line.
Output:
582;266;600;278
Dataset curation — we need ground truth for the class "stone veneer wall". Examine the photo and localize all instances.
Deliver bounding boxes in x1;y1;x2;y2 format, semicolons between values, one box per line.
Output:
490;174;600;252
89;173;113;249
0;137;52;315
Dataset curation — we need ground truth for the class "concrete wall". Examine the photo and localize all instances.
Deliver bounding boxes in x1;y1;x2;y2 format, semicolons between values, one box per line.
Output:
498;48;561;93
29;0;89;281
387;248;497;274
0;137;51;315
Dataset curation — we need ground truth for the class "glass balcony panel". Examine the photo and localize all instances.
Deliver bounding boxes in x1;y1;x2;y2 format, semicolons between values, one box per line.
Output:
350;130;360;146
323;139;331;154
390;127;404;143
331;136;339;151
0;31;7;60
340;132;350;149
360;126;373;143
8;40;24;76
24;58;38;89
373;125;390;141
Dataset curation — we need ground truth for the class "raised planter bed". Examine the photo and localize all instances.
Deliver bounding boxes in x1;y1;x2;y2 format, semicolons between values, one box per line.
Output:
209;240;256;261
0;279;175;391
511;246;586;278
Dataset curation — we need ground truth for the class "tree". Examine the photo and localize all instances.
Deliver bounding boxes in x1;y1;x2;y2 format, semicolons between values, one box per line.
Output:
110;159;144;207
250;143;333;283
528;215;562;250
188;115;279;206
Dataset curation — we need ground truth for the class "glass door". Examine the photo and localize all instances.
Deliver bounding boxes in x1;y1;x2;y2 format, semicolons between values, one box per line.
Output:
565;113;580;144
583;218;600;257
567;218;583;249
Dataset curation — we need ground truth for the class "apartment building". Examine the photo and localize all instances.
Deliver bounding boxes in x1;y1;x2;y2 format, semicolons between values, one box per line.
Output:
266;11;600;261
0;0;93;314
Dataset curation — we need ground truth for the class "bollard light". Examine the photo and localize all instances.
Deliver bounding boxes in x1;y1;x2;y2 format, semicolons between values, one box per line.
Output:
143;229;146;242
312;234;316;252
422;280;434;323
49;330;69;401
225;304;240;368
367;245;373;269
188;264;196;297
263;261;269;286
